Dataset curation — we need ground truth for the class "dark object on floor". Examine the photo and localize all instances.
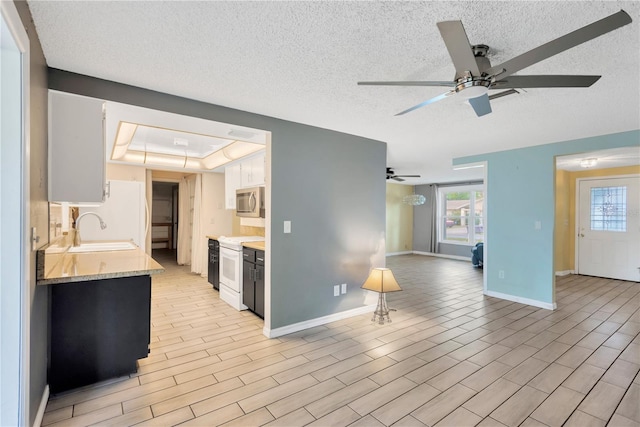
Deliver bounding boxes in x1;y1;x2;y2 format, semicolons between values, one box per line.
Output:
472;243;484;268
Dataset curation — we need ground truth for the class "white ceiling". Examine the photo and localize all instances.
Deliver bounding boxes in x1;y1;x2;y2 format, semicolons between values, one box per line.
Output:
28;1;640;184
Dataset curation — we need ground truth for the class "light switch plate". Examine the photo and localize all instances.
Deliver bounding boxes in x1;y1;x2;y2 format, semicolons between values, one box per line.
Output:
333;285;340;296
284;220;291;234
341;283;347;294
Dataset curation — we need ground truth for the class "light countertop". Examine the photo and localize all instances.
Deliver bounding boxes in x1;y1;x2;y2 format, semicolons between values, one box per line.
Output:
243;241;265;251
207;235;266;251
38;238;164;285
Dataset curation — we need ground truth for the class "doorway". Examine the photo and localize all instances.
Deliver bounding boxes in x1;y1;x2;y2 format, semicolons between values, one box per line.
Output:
152;182;179;258
577;176;640;281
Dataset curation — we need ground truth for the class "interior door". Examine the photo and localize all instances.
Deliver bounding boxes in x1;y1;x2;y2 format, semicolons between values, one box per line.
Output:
577;176;640;281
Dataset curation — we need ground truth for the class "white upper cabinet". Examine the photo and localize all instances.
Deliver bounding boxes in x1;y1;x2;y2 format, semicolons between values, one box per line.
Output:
48;91;106;203
224;151;265;210
240;152;265;187
224;163;241;209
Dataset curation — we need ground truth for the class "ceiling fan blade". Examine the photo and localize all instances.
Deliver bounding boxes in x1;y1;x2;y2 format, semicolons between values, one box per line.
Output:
358;81;455;87
492;75;601;88
392;177;405;182
437;20;481;78
488;89;519;101
395;90;455;116
396;175;421;178
468;94;492;117
487;10;632;80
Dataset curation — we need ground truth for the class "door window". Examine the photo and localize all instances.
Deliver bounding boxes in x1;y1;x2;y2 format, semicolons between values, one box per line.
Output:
590;186;627;232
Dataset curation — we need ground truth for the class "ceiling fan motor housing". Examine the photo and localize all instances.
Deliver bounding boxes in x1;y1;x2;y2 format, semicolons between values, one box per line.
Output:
456;75;492;99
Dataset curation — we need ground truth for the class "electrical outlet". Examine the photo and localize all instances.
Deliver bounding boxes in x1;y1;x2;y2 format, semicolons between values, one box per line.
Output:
333;285;340;297
284;221;291;234
341;283;347;294
499;270;505;279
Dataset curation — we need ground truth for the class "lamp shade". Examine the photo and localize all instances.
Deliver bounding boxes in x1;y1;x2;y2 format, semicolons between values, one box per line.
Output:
361;268;402;293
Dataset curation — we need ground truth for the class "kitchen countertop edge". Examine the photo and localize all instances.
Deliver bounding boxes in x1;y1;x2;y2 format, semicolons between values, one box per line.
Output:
37;246;165;286
37;267;166;286
243;242;265;250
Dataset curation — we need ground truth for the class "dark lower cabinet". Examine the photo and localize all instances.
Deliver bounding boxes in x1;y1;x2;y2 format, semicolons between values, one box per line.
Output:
254;261;265;319
208;239;219;290
242;248;265;318
48;275;151;394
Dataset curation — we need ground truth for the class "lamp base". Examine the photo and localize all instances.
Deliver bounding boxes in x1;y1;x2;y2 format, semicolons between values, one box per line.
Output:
371;292;395;324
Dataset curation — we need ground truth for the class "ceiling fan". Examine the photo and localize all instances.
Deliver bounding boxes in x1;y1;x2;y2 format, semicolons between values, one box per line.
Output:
387;167;420;182
358;10;632;117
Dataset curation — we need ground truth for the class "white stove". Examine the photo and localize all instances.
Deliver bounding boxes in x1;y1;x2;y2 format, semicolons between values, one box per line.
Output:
218;236;265;310
218;235;265;251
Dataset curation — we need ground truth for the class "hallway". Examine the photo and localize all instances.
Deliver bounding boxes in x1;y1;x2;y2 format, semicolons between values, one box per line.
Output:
42;253;639;426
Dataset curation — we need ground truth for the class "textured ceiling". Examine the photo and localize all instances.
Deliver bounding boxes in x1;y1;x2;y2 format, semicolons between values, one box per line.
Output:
28;1;640;184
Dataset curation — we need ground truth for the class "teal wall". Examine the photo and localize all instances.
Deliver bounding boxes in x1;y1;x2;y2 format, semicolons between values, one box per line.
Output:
454;130;640;306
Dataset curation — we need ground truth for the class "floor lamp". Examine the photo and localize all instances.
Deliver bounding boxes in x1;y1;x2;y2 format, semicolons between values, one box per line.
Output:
362;268;402;324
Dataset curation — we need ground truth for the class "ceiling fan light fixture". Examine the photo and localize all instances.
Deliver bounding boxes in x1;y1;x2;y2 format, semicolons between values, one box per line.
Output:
580;158;598;168
456;78;490;99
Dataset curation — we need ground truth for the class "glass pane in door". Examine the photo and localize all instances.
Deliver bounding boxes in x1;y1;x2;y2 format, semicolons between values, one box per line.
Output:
590;186;627;232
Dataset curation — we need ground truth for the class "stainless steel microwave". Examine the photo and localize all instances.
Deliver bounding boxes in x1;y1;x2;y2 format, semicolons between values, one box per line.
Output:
236;186;265;218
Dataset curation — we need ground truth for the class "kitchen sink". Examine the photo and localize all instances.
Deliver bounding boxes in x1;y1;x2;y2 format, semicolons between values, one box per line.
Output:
67;241;138;253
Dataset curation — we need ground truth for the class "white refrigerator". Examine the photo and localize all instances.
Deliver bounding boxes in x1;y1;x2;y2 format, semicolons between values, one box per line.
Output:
78;180;147;250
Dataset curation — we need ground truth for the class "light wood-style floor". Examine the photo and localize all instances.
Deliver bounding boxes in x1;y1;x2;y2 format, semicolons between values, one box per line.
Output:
43;251;640;427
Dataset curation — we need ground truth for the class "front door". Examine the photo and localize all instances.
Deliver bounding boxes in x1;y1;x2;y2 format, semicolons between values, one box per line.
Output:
577;176;640;281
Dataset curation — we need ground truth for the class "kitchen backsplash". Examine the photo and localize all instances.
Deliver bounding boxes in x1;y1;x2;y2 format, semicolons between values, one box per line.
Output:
49;203;64;241
240;225;265;237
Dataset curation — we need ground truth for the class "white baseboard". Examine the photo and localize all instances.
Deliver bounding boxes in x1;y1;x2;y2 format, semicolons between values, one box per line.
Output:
263;304;376;338
34;385;49;427
412;251;472;262
386;251;413;257
485;290;556;310
555;270;575;276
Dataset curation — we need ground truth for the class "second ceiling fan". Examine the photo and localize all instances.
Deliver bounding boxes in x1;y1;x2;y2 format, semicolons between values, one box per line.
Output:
358;10;632;117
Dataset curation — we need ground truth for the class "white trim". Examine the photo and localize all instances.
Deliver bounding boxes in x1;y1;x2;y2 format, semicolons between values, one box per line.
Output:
555;270;575;276
412;251;471;262
481;161;488;295
263;304;376;338
33;386;49;427
385;251;413;257
452;162;485;171
1;2;31;425
574;174;640;278
485;290;556;310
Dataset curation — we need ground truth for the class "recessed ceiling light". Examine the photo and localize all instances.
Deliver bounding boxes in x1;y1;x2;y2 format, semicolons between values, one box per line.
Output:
228;129;256;139
173;138;189;147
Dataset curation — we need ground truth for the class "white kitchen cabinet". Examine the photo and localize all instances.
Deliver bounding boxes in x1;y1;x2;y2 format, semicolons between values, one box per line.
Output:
225;151;265;210
49;91;106;203
249;152;266;186
240;152;265;187
225;163;241;209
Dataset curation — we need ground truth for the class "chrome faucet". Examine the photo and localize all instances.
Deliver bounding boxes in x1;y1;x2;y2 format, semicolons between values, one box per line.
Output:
73;212;107;247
